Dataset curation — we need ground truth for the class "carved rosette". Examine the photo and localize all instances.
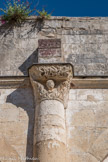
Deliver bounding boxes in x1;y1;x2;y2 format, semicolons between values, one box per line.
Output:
29;64;73;108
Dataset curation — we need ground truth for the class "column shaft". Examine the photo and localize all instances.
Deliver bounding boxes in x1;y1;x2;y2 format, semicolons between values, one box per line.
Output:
34;100;66;162
29;64;73;162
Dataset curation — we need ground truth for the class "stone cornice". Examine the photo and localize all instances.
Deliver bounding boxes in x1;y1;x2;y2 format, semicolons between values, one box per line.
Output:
0;77;29;89
0;76;108;89
0;63;108;89
71;77;108;89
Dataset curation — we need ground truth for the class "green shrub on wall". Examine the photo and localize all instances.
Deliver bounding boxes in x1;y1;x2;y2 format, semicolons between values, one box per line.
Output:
37;8;51;20
0;0;32;24
0;0;51;25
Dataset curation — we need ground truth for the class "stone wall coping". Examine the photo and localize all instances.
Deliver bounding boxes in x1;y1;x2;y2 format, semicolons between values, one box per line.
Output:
0;16;107;21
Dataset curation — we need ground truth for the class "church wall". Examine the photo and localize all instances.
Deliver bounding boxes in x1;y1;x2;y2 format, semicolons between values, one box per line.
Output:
0;87;108;161
0;17;108;161
67;89;108;162
0;17;108;76
0;87;35;160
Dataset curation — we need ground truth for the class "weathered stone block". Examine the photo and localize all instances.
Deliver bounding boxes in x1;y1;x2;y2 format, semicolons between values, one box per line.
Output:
38;57;63;63
38;39;61;49
38;48;61;57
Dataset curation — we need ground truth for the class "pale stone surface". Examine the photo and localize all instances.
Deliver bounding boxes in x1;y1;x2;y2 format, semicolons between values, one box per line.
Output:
34;100;66;162
89;129;108;161
1;17;108;76
0;86;108;161
36;100;66;143
104;157;108;162
0;136;21;162
36;141;66;162
29;64;72;162
0;87;35;161
67;152;99;162
0;17;108;161
66;89;108;162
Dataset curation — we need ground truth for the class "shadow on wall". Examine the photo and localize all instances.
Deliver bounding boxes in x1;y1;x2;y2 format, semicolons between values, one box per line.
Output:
0;19;44;37
5;50;39;161
0;19;45;76
6;86;35;161
0;23;14;37
103;156;108;162
0;19;45;161
19;49;38;75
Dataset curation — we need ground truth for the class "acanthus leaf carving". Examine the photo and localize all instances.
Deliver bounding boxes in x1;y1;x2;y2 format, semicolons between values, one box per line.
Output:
29;64;73;108
29;64;73;82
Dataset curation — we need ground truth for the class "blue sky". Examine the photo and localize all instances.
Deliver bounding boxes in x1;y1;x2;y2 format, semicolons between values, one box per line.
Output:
0;0;108;17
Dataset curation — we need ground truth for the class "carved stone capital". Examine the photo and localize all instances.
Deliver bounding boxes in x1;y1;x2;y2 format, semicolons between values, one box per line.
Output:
29;64;73;107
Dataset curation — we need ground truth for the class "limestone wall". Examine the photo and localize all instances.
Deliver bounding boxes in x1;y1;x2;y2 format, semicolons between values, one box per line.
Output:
67;89;108;162
0;87;35;160
0;17;108;76
0;87;108;161
0;17;108;162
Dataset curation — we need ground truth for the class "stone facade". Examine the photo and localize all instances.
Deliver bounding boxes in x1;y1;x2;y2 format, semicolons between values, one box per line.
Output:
0;88;34;161
0;17;108;162
67;89;108;162
1;17;108;76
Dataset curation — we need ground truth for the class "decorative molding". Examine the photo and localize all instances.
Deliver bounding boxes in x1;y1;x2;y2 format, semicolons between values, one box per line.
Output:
31;79;71;107
29;64;73;107
71;78;108;89
0;77;29;89
29;64;73;81
0;76;108;89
